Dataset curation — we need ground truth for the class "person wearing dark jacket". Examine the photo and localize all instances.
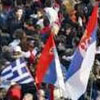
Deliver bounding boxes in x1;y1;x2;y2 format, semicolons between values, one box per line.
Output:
7;6;24;39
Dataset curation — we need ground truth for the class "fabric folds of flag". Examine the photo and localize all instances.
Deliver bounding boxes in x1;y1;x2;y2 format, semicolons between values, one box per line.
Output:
1;57;34;84
65;5;98;100
35;34;66;97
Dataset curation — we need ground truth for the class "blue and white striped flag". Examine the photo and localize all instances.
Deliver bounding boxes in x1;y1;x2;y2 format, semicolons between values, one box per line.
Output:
1;57;34;84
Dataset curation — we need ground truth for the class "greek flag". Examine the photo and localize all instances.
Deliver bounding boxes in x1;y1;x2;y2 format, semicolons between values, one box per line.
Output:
1;57;34;84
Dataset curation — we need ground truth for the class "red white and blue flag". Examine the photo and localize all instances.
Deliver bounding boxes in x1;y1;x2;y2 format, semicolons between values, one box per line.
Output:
35;34;66;97
65;5;98;99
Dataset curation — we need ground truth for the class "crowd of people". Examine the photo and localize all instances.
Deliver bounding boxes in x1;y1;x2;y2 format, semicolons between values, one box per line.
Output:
0;0;100;99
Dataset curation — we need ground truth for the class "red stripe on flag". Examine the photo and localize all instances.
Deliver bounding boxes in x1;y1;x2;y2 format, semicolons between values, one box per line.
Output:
79;5;98;48
35;34;54;84
86;5;98;36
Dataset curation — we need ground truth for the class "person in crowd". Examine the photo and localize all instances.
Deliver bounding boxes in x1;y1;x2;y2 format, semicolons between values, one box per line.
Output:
0;0;100;99
23;93;33;100
40;16;51;43
7;6;24;38
6;84;22;100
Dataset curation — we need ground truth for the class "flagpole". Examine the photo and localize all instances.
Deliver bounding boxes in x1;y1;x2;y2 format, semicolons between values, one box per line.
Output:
49;84;54;100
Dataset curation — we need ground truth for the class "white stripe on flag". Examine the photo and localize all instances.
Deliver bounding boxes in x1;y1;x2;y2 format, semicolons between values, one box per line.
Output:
2;65;11;73
54;48;67;98
12;62;26;71
20;78;34;84
12;72;33;82
1;73;13;80
65;39;96;100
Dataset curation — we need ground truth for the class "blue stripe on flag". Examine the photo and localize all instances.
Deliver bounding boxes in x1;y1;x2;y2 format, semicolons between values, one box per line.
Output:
44;59;57;84
13;70;19;78
20;57;25;64
2;70;12;77
66;50;83;80
66;26;97;80
21;67;28;73
17;76;32;83
11;60;16;68
7;75;16;80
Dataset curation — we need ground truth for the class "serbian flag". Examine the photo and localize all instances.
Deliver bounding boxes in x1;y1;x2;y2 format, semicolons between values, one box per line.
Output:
35;34;66;98
65;5;98;100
